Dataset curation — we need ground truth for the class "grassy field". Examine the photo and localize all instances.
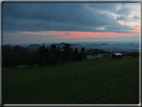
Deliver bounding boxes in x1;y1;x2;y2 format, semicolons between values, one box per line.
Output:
2;56;139;104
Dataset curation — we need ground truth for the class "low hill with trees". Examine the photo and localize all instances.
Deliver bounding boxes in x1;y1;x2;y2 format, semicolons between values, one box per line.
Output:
2;43;84;68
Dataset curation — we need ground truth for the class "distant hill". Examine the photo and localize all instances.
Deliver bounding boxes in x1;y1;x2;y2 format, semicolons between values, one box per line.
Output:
49;43;83;48
129;43;134;45
100;43;109;45
27;44;41;50
49;43;65;48
84;43;99;46
28;44;41;47
72;43;82;46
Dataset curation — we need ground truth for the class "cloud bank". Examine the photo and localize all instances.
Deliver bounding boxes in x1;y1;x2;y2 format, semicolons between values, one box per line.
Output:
2;3;140;44
3;3;139;33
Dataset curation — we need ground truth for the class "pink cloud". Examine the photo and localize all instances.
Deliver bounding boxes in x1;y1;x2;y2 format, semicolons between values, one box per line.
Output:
132;27;140;33
21;31;139;39
56;31;139;39
21;31;69;36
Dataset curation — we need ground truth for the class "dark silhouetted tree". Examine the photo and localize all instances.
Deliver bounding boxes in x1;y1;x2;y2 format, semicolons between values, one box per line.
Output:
37;43;49;66
62;42;73;62
74;48;78;55
81;47;85;52
2;44;12;67
39;43;45;53
57;45;61;62
75;53;83;61
51;44;57;66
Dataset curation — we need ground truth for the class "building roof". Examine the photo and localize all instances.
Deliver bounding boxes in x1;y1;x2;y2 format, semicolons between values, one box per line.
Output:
82;49;105;55
113;53;122;55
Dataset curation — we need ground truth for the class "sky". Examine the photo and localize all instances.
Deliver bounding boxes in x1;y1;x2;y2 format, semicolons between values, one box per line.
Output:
2;2;141;45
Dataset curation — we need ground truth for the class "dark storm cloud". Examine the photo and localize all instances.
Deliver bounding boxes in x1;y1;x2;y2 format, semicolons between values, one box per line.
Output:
132;15;139;20
3;3;134;33
88;3;118;12
116;16;127;21
116;7;131;16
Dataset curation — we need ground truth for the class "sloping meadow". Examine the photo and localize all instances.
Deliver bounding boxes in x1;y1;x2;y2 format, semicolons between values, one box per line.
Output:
2;56;139;104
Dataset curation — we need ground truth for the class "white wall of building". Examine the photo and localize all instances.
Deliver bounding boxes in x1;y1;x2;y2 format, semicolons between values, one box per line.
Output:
86;53;105;60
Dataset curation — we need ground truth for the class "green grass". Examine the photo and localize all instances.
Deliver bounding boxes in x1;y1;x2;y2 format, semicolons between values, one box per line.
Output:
2;56;139;104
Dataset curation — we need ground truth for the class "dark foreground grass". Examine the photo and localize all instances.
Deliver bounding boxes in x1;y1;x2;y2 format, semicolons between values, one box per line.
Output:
2;56;139;104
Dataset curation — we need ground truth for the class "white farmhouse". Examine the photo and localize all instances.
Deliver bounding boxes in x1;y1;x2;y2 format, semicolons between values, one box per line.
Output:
82;49;105;60
112;53;122;58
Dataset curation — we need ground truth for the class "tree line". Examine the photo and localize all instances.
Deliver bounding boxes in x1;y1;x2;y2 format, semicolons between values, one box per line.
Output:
2;43;85;68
